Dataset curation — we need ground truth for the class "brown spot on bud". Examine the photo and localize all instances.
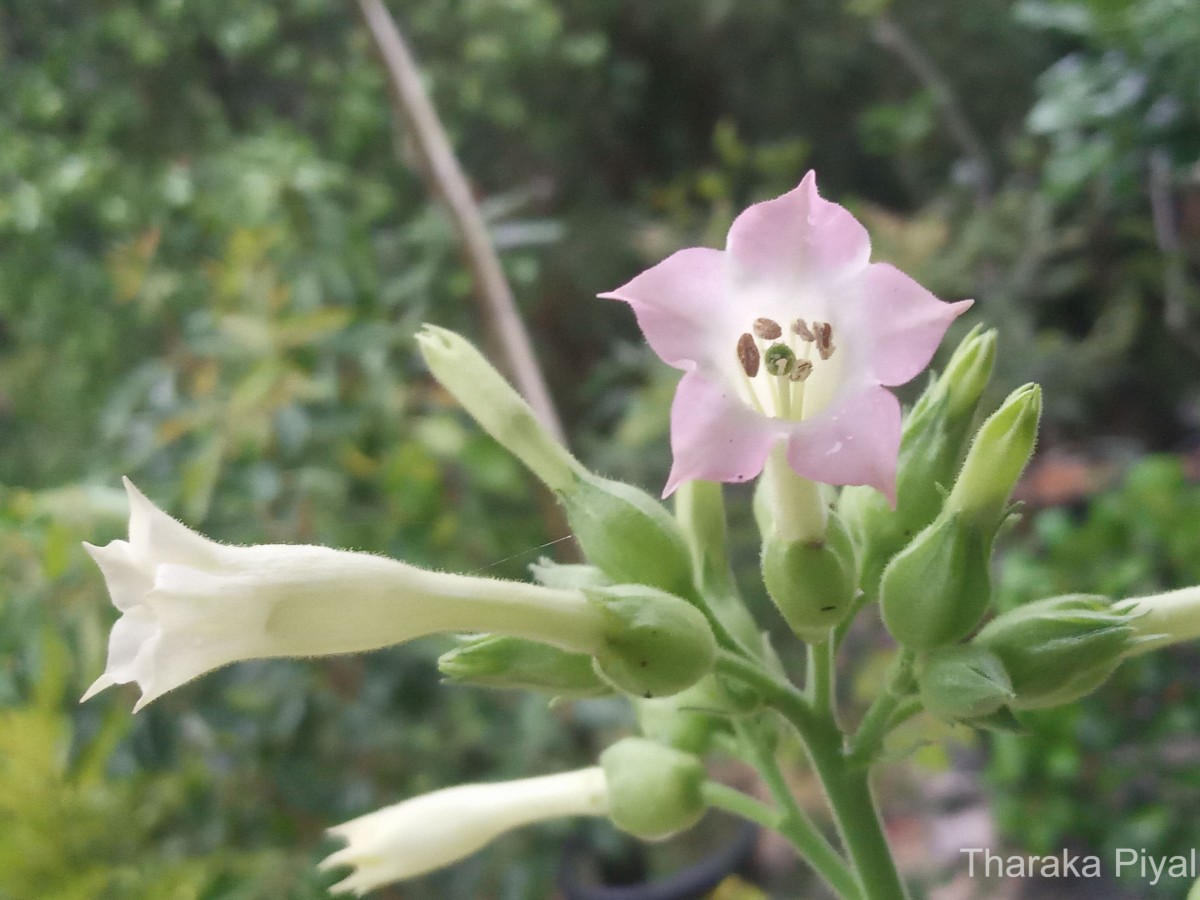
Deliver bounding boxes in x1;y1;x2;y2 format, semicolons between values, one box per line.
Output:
737;333;760;377
792;319;815;341
789;359;814;382
753;317;783;340
813;321;836;360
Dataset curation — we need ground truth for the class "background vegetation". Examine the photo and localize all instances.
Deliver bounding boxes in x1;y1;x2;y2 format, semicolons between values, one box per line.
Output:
2;0;1198;896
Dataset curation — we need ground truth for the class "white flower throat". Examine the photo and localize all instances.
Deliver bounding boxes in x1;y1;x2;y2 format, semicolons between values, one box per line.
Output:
735;316;838;421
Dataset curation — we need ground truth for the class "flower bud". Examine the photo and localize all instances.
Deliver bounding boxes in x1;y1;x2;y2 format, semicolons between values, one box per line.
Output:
1114;584;1200;654
761;514;855;639
600;738;706;841
879;513;993;650
416;324;579;493
417;325;696;600
973;594;1137;709
438;635;612;699
588;585;717;699
917;645;1013;722
838;326;997;594
945;383;1041;533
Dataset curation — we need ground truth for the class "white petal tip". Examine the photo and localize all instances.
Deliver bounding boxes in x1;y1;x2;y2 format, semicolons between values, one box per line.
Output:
80;676;114;703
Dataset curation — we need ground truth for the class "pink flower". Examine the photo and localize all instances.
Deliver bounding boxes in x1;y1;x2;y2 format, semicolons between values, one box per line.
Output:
601;172;972;501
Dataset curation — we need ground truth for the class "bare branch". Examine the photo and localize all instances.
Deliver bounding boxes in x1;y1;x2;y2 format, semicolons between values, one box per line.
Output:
353;0;567;444
872;11;994;203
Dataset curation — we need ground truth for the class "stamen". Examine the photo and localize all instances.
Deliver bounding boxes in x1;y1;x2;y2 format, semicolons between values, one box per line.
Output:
764;343;796;377
753;318;783;340
737;333;760;377
792;319;815;342
813;321;836;360
789;359;813;382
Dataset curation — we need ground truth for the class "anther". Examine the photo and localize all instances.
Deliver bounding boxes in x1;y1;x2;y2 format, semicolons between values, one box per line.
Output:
753;317;783;340
813;321;836;360
789;359;813;382
792;319;815;342
737;333;760;377
764;343;796;377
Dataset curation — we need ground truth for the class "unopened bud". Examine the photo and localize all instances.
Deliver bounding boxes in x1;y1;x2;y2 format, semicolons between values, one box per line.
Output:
838;327;997;595
439;635;612;698
589;585;717;699
945;383;1041;533
879;513;992;650
973;594;1137;709
918;645;1013;722
600;738;706;840
416;325;580;493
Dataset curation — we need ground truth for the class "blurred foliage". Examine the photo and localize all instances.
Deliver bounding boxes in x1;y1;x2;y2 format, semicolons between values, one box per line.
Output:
1;0;1198;896
988;457;1200;896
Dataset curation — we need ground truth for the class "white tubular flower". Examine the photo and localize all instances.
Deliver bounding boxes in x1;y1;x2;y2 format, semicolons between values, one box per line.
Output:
319;767;609;895
82;478;612;711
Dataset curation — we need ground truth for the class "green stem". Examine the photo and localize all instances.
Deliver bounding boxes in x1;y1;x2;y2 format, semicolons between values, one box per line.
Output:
701;781;781;831
807;631;835;721
834;586;876;650
847;650;916;765
731;722;861;900
717;652;908;900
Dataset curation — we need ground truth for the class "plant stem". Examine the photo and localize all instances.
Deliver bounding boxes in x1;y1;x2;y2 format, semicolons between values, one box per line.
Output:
847;649;916;765
717;651;909;899
732;722;861;900
701;781;781;830
807;631;835;721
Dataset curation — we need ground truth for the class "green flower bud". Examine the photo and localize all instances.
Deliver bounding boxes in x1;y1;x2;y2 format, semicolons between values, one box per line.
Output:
761;514;855;639
416;325;580;493
945;383;1041;533
563;473;695;600
636;677;733;755
918;645;1013;722
417;326;696;600
438;635;612;698
974;594;1137;709
838;326;997;595
588;585;717;698
600;738;706;841
879;513;992;650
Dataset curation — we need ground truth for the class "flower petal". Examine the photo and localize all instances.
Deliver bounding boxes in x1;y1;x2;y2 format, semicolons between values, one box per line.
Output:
859;264;974;387
599;247;731;369
726;171;871;287
663;369;781;497
784;385;902;503
83;540;152;611
123;476;226;571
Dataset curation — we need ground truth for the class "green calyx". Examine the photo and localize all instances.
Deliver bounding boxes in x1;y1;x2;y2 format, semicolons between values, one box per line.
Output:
588;584;717;699
761;515;855;640
917;645;1013;722
879;513;993;651
973;594;1136;709
600;738;706;841
561;472;696;601
438;635;612;699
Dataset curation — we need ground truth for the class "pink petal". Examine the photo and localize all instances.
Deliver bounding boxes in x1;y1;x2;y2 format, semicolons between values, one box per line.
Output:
599;247;730;369
859;264;974;387
726;172;871;286
784;385;902;503
663;369;781;497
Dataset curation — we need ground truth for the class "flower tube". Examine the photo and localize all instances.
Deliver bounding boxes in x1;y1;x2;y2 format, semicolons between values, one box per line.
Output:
320;768;609;894
601;172;972;501
82;479;713;709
